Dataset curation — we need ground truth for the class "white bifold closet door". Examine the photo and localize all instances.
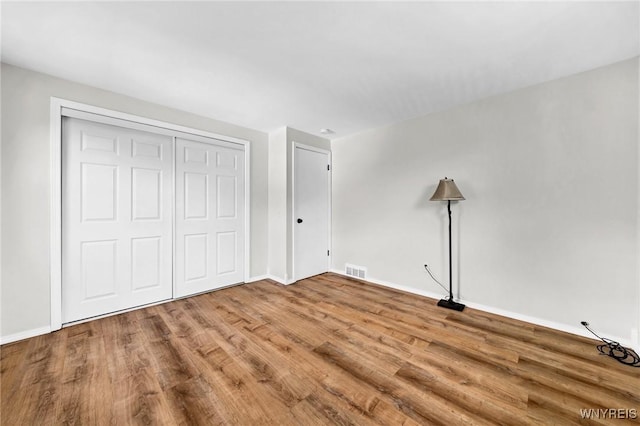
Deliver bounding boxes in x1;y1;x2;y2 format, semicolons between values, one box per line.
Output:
62;118;173;323
175;137;245;298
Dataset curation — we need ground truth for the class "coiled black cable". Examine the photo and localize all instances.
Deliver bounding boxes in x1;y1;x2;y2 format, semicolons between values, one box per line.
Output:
581;321;640;367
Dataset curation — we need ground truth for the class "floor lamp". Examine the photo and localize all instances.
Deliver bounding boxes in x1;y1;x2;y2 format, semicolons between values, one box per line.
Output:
430;177;465;311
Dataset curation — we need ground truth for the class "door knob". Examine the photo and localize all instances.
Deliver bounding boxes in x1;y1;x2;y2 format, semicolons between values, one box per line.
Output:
297;218;303;223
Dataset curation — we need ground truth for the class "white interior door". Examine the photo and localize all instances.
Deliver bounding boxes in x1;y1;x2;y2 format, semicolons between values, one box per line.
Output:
175;137;245;297
62;118;173;323
294;145;330;281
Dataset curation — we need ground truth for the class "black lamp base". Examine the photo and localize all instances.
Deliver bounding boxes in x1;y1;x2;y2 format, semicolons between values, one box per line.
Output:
437;298;466;311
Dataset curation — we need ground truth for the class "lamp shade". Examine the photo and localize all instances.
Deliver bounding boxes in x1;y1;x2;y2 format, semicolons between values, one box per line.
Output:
430;177;465;201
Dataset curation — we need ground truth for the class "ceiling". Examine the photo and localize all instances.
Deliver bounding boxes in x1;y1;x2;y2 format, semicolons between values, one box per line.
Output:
2;1;638;138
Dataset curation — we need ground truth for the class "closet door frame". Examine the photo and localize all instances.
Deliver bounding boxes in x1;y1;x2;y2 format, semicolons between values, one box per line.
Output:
50;97;251;331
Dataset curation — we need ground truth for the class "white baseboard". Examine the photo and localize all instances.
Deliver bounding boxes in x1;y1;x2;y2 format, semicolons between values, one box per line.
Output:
245;274;270;283
248;274;289;285
263;275;295;285
329;269;637;351
0;325;51;345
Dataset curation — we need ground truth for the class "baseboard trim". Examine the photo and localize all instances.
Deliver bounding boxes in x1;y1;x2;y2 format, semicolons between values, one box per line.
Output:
263;275;295;285
0;325;52;345
246;274;270;283
329;269;637;351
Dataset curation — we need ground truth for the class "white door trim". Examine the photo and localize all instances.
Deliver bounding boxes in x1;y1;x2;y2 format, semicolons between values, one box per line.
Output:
50;97;251;331
291;142;332;282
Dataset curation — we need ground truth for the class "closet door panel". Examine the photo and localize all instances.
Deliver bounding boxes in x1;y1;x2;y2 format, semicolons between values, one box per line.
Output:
62;117;173;323
175;138;244;297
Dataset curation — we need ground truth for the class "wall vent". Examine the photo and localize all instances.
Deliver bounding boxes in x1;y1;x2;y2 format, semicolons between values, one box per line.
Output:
345;264;367;279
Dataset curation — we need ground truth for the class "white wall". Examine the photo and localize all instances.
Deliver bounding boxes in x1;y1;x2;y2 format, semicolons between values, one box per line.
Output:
332;57;640;344
1;63;269;339
267;127;288;281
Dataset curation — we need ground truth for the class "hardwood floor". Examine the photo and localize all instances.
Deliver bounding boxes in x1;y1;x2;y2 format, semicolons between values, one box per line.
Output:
2;273;639;425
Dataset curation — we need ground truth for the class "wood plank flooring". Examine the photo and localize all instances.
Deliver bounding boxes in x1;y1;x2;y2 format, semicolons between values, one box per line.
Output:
2;273;639;425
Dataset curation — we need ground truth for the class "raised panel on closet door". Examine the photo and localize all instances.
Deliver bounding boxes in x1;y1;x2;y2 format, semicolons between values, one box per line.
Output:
175;138;244;298
132;168;162;220
62;118;173;324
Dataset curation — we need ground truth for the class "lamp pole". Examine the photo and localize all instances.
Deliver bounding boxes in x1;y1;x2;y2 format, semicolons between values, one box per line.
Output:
430;177;465;311
447;200;453;302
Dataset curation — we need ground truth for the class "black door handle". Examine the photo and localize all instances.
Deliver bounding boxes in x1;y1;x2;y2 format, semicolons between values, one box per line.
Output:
297;218;303;223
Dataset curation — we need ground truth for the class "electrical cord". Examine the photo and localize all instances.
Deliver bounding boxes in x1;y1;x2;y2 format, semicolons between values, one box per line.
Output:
581;321;640;367
423;264;450;297
422;265;638;366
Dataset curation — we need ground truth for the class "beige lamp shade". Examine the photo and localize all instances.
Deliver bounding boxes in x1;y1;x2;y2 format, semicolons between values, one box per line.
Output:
430;177;465;201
